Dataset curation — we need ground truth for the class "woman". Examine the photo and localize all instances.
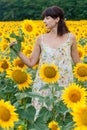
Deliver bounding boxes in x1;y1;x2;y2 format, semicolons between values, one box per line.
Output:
10;6;80;118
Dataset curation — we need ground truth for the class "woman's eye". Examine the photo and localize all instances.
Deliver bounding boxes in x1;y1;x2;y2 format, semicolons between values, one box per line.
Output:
46;17;50;20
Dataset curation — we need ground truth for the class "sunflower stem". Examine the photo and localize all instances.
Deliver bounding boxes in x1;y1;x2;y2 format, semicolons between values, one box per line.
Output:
51;85;56;120
0;45;10;59
22;98;27;110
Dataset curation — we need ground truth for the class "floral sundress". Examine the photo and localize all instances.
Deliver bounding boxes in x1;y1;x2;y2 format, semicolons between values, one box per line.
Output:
32;33;73;116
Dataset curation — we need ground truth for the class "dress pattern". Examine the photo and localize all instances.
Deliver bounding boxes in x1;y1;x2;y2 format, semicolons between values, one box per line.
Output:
32;33;73;115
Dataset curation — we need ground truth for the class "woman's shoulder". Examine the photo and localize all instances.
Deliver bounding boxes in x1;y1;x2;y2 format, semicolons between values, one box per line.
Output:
37;33;48;40
35;33;46;45
69;32;76;40
69;32;77;46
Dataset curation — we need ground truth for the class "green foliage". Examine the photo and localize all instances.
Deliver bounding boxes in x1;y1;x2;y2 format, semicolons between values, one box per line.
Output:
0;0;87;20
10;29;24;53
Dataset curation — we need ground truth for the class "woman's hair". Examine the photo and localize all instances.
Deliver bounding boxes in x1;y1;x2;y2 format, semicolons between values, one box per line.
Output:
42;6;69;36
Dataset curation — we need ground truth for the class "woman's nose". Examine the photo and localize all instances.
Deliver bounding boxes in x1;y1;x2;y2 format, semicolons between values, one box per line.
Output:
43;18;46;23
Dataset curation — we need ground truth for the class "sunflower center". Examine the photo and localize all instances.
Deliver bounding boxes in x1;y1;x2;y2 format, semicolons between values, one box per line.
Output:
25;24;33;32
77;66;87;77
80;109;87;126
52;125;58;129
0;32;2;36
0;106;10;121
26;49;32;54
12;70;27;84
69;90;81;102
79;51;82;58
15;60;25;68
44;66;56;78
1;60;9;69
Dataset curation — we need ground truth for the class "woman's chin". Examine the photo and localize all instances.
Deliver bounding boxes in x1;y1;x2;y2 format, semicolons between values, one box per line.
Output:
46;26;50;29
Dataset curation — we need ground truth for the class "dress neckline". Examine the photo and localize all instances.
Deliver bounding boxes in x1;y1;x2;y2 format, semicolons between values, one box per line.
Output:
41;33;70;50
42;41;70;50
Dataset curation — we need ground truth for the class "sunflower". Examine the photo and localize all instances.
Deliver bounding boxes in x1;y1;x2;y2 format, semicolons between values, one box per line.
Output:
7;67;33;90
23;45;33;57
0;57;12;73
77;43;83;49
77;47;84;60
71;103;87;129
32;63;39;70
62;83;87;108
17;125;24;130
0;39;9;53
13;57;26;69
0;99;18;129
73;63;87;82
22;19;37;36
39;63;60;83
48;120;60;130
84;44;87;56
0;31;3;37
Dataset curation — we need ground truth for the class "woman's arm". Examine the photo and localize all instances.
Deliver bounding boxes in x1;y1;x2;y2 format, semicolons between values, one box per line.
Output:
11;36;41;67
70;33;81;64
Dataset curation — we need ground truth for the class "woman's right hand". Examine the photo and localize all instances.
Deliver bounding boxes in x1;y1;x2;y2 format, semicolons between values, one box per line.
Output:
10;40;17;48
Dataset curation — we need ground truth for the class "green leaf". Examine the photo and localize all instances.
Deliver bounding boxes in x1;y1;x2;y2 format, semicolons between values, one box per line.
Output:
39;84;49;91
32;117;49;130
15;92;44;100
10;32;17;38
62;121;74;130
4;37;10;43
12;41;21;52
17;106;36;121
39;107;52;122
83;56;87;63
27;105;36;121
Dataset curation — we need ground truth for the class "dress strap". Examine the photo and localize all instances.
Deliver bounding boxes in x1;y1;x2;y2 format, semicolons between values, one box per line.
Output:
67;33;70;42
41;34;44;44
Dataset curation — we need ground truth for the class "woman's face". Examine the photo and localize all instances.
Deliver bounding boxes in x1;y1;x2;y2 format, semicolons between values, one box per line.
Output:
43;16;59;29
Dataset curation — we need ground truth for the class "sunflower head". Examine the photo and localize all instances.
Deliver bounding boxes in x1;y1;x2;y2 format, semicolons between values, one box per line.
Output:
62;83;87;108
39;64;60;83
17;125;24;130
7;67;32;90
77;47;84;60
23;45;33;57
73;63;87;82
0;99;18;129
22;19;37;36
0;58;11;72
71;104;87;129
48;120;60;130
13;58;25;68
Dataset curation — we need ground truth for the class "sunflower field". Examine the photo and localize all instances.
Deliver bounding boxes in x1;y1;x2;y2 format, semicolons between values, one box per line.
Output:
0;20;87;130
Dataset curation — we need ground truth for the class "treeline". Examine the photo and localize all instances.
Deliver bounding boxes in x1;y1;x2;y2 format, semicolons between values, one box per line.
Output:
0;0;87;21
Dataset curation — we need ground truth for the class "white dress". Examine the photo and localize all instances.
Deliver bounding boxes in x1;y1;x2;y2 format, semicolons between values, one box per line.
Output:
32;33;73;116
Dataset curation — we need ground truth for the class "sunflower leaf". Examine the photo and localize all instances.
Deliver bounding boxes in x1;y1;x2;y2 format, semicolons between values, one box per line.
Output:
83;56;87;63
4;37;10;43
12;41;21;53
63;121;74;130
10;29;24;53
15;92;44;100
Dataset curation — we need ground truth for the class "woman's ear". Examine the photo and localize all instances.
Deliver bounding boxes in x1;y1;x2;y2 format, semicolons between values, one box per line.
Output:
56;17;60;23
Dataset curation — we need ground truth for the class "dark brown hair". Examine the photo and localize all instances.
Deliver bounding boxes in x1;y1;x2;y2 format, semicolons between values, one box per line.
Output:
42;6;69;36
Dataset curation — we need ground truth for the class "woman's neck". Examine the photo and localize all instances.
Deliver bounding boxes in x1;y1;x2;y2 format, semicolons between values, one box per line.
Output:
49;24;58;35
